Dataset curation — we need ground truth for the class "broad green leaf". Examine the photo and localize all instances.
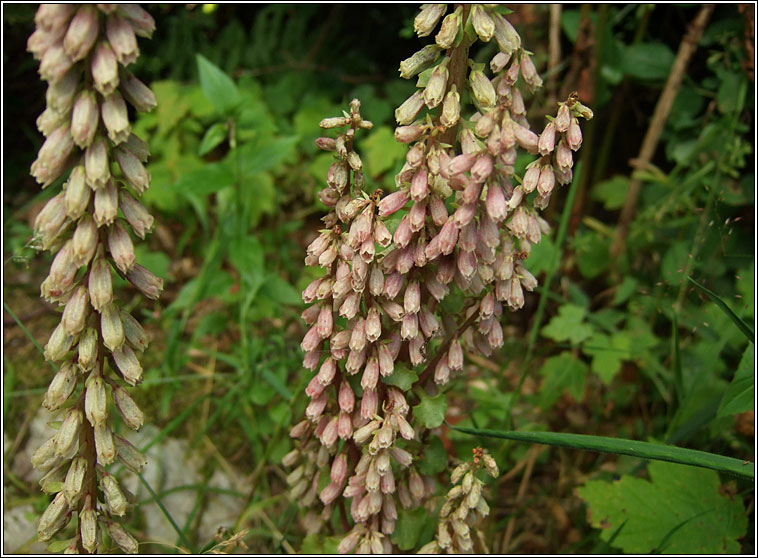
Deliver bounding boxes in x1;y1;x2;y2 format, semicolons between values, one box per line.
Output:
383;364;418;391
542;304;595;345
417;436;448;475
578;461;747;553
362;126;407;178
392;507;430;551
583;333;632;384
228;234;265;291
237;135;299;177
612;276;638;306
198;122;228;156
413;392;447;429
717;346;754;417
622;42;675;81
196;54;240;114
538;351;587;409
259;275;301;306
572;231;610;279
591;175;629;210
717;70;745;114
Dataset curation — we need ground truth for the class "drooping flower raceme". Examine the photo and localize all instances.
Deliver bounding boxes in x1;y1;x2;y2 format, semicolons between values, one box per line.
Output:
28;4;160;553
285;4;592;554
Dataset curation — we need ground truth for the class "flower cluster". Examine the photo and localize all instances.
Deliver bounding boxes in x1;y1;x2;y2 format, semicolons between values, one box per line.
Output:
419;448;499;554
286;4;591;554
28;4;160;553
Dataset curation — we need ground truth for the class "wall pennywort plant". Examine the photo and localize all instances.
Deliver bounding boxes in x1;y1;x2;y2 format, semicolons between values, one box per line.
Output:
28;4;160;554
284;4;592;554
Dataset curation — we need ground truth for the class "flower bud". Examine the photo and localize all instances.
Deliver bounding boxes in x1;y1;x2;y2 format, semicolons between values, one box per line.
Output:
399;44;440;79
95;422;116;464
72;214;97;266
125;264;163;300
106;13;139;65
470;70;496;107
85;375;108;426
31;124;74;187
88;257;113;311
493;13;521;54
55;408;83;457
512;122;539;153
101;472;127;515
27;25;66;61
64;166;90;220
118;190;154;239
121;310;148;352
472;5;495;42
85;136;111;190
37;492;69;542
92;42;119;95
61;285;89;335
378;189;409;217
424;62;448;109
115;435;147;473
554;103;571;132
46;69;79;114
537;166;555;196
108;221;136;273
395;125;426;143
119;68;157;112
436;9;460;49
39;45;74;84
115;145;150;194
520;52;543;89
414;4;446;37
101;302;124;351
77;327;98;372
538;121;556;155
63;6;99;62
80;506;98;554
106;520;139;554
44;322;75;362
113;385;144;430
117;4;155;38
63;456;87;506
567;117;582;151
113;344;143;386
44;362;77;411
102;92;131;144
395;90;425;125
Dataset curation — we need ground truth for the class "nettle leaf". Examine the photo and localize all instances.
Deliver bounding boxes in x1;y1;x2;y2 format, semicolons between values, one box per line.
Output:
198;122;228;156
417;436;448;475
383;364;418;391
578;461;747;554
413;391;447;429
542;304;595;345
717;345;754;417
538;351;587;409
196;54;241;114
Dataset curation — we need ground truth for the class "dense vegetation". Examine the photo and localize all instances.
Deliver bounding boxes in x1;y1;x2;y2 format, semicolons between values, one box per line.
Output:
3;4;754;554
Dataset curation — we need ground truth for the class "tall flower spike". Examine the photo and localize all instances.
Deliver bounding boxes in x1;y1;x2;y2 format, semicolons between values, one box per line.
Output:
28;4;159;552
286;4;590;554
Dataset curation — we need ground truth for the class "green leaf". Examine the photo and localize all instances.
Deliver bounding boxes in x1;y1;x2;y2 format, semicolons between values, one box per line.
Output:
417;436;448;475
538;351;587;409
449;426;753;480
572;230;610;279
413;392;447;429
591;175;629;210
717;346;754;417
237;135;299;176
174;162;235;198
688;277;754;343
524;235;558;275
228;234;265;291
259;275;301;307
612;276;637;306
577;461;747;553
541;304;595;345
198;122;228;156
47;540;74;553
196;54;240;114
362;126;407;178
622;42;675;81
717;70;745;114
392;507;429;551
383;364;418;391
583;333;632;384
301;534;340;554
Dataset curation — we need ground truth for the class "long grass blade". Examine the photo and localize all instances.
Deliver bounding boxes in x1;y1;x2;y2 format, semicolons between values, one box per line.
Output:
450;425;753;480
687;276;754;342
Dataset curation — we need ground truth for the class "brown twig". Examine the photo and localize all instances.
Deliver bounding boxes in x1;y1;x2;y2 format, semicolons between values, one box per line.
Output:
609;5;715;267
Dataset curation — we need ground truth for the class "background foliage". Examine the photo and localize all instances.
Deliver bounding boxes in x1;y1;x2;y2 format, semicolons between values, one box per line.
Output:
3;4;754;554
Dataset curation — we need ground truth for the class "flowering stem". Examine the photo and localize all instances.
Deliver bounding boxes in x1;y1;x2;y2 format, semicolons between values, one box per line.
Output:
439;4;473;147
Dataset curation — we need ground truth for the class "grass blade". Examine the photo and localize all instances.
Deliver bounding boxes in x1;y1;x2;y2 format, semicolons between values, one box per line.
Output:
687;276;754;343
449;425;753;480
137;472;196;553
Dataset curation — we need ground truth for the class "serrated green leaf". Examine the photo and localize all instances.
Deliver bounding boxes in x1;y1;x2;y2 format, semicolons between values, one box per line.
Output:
577;461;747;553
538;351;587;409
591;175;629;210
383;365;418;391
583;333;632;384
198;122;228;156
541;304;595;345
717;346;754;417
417;436;448;475
414;392;447;429
196;54;241;114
